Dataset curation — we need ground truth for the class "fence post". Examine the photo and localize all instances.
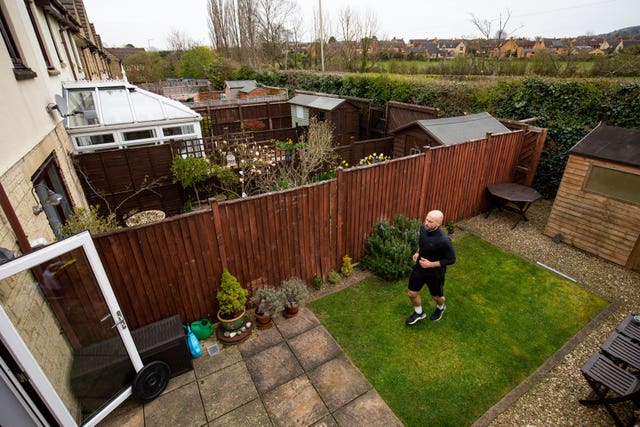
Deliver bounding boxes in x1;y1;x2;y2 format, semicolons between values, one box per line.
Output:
210;199;228;269
335;168;345;268
417;149;431;218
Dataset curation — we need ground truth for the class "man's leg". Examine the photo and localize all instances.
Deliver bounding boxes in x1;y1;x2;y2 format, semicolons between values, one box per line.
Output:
406;273;427;325
428;279;446;321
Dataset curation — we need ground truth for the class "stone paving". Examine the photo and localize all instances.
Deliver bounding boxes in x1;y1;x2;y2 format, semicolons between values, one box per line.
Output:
99;307;403;426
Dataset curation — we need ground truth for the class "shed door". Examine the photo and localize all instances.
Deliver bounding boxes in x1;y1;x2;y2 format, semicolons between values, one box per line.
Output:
0;232;144;426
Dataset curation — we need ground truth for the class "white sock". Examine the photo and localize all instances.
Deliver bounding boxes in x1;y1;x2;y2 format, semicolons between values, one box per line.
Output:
437;304;445;310
415;306;423;314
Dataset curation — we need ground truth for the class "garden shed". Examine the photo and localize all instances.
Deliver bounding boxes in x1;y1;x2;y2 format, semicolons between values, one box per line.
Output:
391;112;512;156
545;123;640;271
288;94;360;145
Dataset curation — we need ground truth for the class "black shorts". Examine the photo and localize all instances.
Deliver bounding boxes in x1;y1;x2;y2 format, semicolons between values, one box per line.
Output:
408;268;445;297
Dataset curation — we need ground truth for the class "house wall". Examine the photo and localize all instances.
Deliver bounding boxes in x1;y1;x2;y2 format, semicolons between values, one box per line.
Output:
544;155;640;268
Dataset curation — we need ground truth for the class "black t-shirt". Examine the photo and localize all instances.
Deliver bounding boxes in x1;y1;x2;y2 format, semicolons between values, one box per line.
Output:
414;225;456;276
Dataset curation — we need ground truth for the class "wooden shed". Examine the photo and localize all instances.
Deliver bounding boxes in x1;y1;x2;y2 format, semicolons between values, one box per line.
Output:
545;123;640;271
391;112;512;157
288;94;360;146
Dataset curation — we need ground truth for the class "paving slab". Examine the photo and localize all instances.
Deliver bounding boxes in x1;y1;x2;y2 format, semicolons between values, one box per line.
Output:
164;369;196;394
193;343;242;379
333;389;403;427
245;341;304;393
274;307;320;339
143;382;207;427
310;414;339;427
262;374;330;427
208;397;272;427
308;355;372;412
287;325;342;371
98;397;143;427
238;324;284;358
199;361;259;421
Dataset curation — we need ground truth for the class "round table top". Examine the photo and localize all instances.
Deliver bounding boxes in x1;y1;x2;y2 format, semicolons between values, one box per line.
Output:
487;183;542;203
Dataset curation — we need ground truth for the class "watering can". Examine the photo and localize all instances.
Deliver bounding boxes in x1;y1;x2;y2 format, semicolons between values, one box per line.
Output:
188;319;214;340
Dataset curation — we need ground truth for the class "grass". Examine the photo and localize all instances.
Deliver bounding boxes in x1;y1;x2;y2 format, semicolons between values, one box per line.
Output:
308;234;608;426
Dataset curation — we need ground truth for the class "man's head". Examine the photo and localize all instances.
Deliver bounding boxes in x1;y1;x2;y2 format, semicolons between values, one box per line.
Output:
424;210;444;232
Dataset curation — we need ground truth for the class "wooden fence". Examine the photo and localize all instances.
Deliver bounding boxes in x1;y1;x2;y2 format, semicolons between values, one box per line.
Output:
86;129;543;331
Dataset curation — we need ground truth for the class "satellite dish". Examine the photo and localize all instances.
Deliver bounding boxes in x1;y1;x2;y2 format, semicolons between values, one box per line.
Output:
54;94;68;116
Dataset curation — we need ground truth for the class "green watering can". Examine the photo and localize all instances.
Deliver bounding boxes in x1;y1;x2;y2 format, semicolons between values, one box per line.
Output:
187;319;214;340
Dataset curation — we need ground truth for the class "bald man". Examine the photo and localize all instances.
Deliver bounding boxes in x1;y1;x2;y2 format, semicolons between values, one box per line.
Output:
406;210;456;325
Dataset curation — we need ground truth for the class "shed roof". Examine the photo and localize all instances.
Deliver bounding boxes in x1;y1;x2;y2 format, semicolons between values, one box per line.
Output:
570;123;640;167
288;94;345;111
396;112;511;145
225;80;258;92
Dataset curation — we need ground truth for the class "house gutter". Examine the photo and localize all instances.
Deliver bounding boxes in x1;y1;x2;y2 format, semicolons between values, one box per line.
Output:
0;183;32;255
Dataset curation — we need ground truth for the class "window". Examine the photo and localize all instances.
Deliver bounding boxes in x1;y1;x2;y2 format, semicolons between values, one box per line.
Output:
25;0;53;71
99;88;134;124
67;90;99;126
163;125;195;137
584;165;640;204
31;154;73;238
76;134;115;146
122;129;155;141
296;105;304;119
0;6;37;79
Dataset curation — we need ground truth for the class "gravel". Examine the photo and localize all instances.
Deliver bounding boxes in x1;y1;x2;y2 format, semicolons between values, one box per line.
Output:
456;199;640;427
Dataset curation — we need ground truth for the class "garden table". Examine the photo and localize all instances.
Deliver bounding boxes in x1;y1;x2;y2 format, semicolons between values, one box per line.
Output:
485;182;542;229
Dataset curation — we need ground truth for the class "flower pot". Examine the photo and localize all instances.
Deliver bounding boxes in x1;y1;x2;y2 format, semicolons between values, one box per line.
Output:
254;312;272;330
217;309;246;332
283;306;299;318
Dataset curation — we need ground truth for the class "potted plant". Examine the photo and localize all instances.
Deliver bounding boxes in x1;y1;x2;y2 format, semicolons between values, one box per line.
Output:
216;269;248;332
250;286;284;329
280;277;309;318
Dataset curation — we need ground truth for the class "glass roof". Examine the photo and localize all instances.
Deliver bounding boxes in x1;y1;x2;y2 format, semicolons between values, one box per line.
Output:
62;80;201;131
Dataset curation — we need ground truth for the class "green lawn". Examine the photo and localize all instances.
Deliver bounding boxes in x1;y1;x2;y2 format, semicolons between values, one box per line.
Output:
308;234;608;426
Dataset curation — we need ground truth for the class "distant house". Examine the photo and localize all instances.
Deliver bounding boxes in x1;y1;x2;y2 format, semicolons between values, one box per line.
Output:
544;123;640;271
534;38;571;55
436;39;467;57
615;39;640;52
288;94;360;146
391;112;512;157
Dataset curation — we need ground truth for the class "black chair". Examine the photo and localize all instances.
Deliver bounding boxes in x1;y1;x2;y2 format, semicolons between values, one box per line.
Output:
601;331;640;371
579;352;640;426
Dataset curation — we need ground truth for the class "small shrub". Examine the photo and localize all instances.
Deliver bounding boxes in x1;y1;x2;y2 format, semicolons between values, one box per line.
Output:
58;205;118;238
359;214;421;280
327;270;341;284
446;222;455;235
312;275;323;290
280;277;309;307
340;254;353;277
216;269;248;318
250;286;284;316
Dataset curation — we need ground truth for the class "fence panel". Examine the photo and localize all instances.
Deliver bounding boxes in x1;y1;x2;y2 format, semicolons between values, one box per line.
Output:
89;129;533;326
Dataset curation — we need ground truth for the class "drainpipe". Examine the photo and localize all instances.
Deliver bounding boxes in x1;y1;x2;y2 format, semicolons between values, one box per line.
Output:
0;182;32;255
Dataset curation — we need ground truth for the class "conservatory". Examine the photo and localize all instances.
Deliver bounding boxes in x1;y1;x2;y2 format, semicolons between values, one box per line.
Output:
59;81;203;153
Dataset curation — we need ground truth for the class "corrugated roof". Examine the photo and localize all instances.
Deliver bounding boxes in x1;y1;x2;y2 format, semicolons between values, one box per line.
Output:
411;112;511;145
288;94;345;111
570;123;640;167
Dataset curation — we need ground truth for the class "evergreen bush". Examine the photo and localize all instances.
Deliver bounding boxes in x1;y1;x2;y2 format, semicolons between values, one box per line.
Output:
359;215;421;280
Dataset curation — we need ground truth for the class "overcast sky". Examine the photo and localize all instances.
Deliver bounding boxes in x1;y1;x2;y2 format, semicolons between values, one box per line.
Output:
83;0;639;50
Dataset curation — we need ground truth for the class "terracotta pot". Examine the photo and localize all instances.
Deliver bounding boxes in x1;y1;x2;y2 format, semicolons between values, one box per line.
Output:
254;312;272;330
283;306;299;318
217;309;246;332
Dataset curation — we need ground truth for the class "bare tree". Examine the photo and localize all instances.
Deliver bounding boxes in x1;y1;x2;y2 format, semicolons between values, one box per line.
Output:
237;0;259;65
208;0;232;54
358;9;378;72
166;29;198;53
470;9;520;42
337;7;360;71
256;0;297;66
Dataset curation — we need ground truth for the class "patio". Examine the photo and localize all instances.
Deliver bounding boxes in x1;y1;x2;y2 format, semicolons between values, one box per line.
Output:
99;307;402;426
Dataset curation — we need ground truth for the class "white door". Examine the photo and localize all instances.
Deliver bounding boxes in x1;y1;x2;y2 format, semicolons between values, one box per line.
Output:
0;232;146;426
